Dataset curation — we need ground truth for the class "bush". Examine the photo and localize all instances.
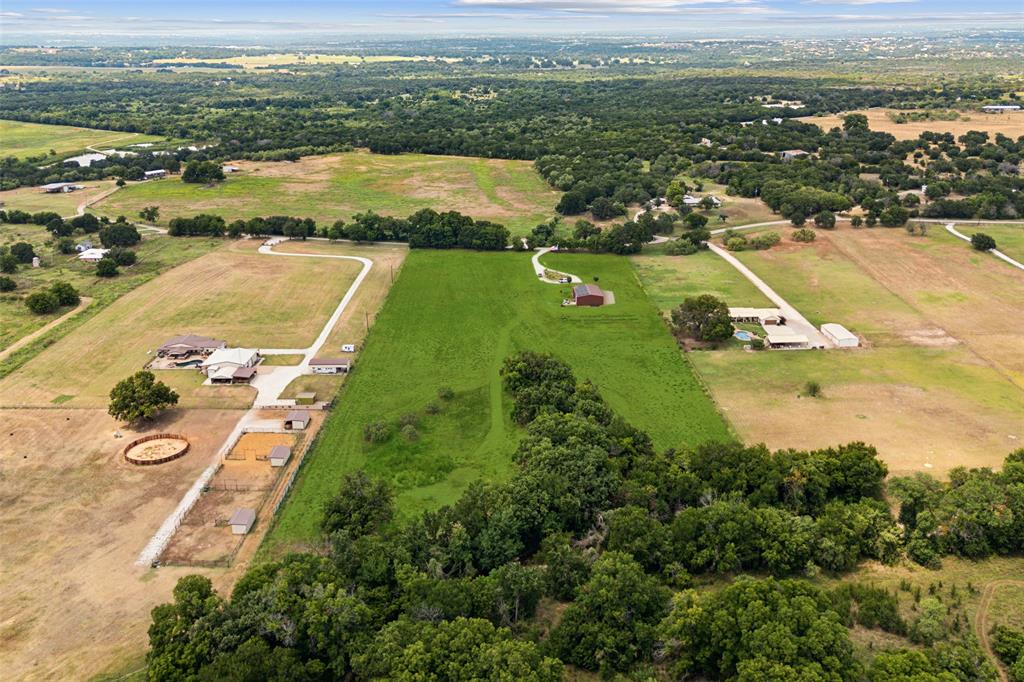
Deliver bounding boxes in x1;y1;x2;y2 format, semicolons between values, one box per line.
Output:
0;254;17;273
0;276;15;291
401;424;420;441
10;242;35;263
879;205;910;227
725;236;747;252
970;233;996;251
56;237;76;254
804;381;822;398
50;281;80;306
95;258;119;277
25;290;59;314
850;216;863;228
792;228;817;242
438;386;455;401
399;412;419;428
664;238;699;256
750;232;780;250
109;247;137;266
814;210;837;229
363;421;392;444
425;402;441;415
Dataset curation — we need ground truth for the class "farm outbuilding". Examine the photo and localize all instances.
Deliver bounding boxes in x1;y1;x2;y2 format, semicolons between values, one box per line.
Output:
268;445;292;467
202;348;260;383
821;323;859;348
765;328;810;349
229;508;256;535
309;358;351;374
284;411;311;430
573;284;605;307
144;169;168;180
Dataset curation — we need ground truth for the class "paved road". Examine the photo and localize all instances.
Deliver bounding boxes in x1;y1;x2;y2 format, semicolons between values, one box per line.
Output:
945;223;1024;272
706;242;831;348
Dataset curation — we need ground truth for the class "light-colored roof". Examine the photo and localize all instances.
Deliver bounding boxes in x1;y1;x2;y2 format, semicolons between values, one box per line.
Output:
309;357;350;366
202;347;258;368
40;181;75;190
229;508;256;526
78;248;109;260
285;410;311;424
144;169;167;176
729;307;782;319
766;329;808;345
269;445;291;460
821;323;857;342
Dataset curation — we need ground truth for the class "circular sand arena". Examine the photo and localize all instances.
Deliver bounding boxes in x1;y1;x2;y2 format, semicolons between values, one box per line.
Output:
123;434;190;466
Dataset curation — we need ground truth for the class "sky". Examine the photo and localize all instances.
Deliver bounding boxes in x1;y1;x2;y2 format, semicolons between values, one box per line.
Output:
1;0;1022;39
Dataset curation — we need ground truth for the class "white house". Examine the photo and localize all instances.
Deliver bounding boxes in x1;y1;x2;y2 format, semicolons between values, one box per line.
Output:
201;348;260;383
144;169;168;180
78;248;110;263
229;508;256;535
682;194;721;208
821;323;859;348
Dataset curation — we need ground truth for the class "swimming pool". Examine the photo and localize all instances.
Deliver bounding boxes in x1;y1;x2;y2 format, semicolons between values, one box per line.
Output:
734;330;752;341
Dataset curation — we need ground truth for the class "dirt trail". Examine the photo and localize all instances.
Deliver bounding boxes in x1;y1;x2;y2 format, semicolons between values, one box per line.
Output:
975;579;1024;682
0;296;93;362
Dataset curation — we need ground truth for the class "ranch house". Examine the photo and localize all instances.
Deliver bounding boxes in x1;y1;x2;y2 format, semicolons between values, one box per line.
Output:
157;334;227;359
309;358;351;374
201;348;260;383
573;284;605;307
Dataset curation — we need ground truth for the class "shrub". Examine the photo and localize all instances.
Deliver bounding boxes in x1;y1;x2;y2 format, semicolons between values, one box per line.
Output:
750;232;780;250
814;210;837;229
850;216;864;228
56;237;76;254
95;258;119;277
970;233;996;251
25;290;59;314
401;424;420;441
425;402;441;415
750;338;764;351
879;205;910;227
109;247;137;266
10;242;35;263
664;238;699;256
437;386;455;401
0;254;17;273
0;276;16;292
725;236;748;252
363;421;392;444
50;281;80;306
399;412;420;428
792;228;817;242
804;381;822;398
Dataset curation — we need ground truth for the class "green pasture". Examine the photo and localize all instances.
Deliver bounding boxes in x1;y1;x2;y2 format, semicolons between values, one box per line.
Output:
961;223;1024;264
0;119;162;160
96;152;560;236
265;249;728;553
633;249;772;312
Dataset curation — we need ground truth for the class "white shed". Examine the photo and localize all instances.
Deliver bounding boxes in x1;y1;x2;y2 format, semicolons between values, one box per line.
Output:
821;323;859;348
229;508;256;535
268;445;292;467
284;410;311;431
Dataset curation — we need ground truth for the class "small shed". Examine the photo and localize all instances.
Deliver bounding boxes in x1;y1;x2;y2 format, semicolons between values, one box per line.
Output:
309;358;351;374
573;284;605;307
821;323;859;348
765;329;809;349
268;445;292;467
296;391;317;405
284;410;311;430
229;508;256;535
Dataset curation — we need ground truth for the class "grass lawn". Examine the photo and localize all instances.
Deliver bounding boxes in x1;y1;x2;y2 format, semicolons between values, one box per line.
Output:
0;119;163;160
96;151;561;236
633;248;772;312
0;180;118;216
264;249;728;554
0;225;223;353
0;239;362;408
962;223;1024;264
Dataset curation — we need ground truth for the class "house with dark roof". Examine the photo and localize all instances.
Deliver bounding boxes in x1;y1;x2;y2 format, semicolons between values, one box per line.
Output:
573;284;605;307
157;334;227;358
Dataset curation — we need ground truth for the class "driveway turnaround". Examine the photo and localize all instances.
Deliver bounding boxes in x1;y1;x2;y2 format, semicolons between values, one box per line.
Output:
532;246;581;284
706;242;831;348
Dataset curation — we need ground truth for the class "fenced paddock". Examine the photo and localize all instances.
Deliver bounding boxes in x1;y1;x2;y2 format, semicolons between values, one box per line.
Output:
123;433;190;465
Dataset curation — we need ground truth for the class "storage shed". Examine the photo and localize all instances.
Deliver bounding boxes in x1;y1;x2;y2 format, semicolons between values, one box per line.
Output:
284;411;311;430
573;284;605;307
268;445;292;467
229;508;256;535
309;358;351;374
821;323;859;348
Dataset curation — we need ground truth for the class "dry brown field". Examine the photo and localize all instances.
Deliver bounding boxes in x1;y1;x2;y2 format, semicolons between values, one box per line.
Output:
799;108;1024;140
0;407;243;680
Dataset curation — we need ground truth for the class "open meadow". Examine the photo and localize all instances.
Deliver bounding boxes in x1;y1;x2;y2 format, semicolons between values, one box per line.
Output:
635;225;1024;476
0;226;223;358
798;108;1024;140
265;247;729;554
96;151;560;236
0;239;362;408
0;179;119;216
0;119;163;160
966;223;1024;263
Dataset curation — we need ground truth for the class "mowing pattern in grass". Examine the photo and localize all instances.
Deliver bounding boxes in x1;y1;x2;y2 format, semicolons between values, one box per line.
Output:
0;119;162;160
266;250;727;551
97;151;560;236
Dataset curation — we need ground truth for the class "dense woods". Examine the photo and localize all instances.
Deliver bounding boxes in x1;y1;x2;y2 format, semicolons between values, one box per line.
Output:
146;351;1022;680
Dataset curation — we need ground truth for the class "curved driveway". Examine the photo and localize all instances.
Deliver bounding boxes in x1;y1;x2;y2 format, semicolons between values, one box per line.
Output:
944;223;1024;271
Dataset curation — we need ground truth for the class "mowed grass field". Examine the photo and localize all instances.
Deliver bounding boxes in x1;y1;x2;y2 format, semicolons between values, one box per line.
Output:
0;119;162;159
636;226;1024;476
966;223;1024;263
0;180;119;216
97;151;561;236
265;249;728;553
0;240;362;408
798;108;1024;141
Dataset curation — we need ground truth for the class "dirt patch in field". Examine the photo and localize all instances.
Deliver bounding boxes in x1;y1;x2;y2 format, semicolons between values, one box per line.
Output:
0;408;243;681
799;109;1024;141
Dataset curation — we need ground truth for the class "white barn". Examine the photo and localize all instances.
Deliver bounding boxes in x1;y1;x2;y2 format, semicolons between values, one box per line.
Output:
201;348;260;383
268;445;292;467
821;323;859;348
229;508;256;535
